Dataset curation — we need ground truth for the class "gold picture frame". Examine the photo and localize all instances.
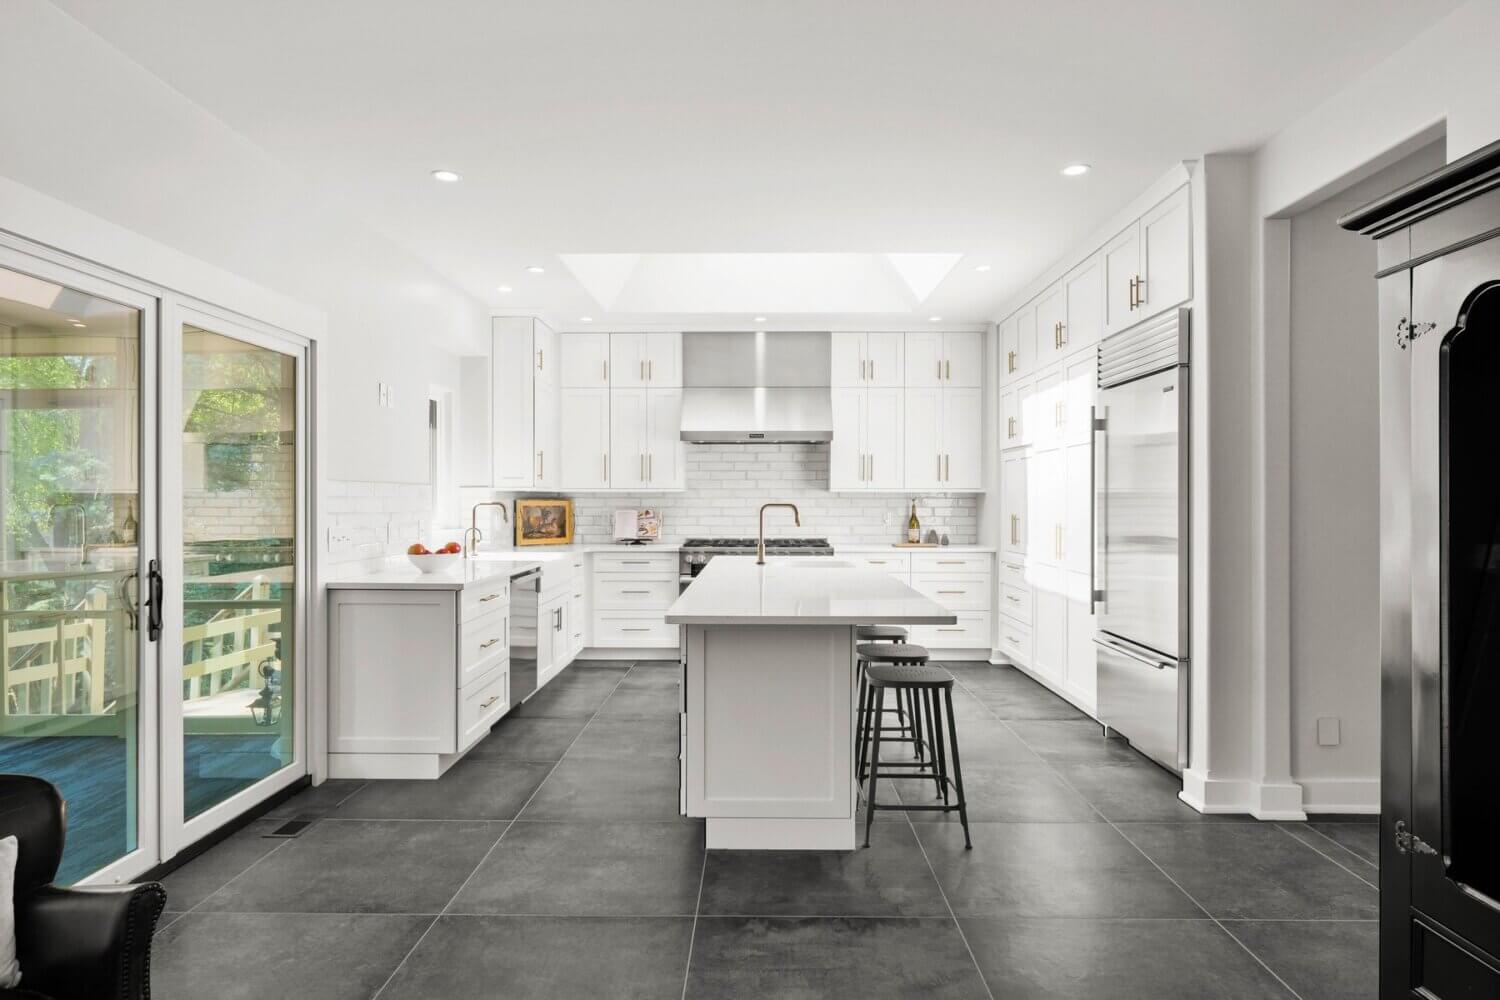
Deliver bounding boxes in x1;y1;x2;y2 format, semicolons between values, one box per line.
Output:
515;498;574;546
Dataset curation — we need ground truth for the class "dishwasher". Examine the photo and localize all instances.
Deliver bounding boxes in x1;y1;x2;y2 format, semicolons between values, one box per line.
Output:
508;567;541;708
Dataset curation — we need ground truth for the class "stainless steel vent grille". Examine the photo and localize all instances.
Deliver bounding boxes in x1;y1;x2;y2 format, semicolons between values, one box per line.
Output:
1098;307;1190;388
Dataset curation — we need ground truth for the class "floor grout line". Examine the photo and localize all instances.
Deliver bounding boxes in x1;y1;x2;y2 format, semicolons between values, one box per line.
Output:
1276;822;1380;889
369;660;640;1000
679;848;710;1000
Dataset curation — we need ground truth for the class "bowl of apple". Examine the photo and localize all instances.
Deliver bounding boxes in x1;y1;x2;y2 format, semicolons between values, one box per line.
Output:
407;541;463;573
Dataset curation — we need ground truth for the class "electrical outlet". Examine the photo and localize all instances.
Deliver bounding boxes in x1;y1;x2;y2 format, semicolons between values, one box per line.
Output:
328;527;356;554
1316;717;1341;747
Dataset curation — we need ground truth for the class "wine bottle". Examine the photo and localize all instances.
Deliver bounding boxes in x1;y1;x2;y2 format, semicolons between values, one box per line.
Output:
907;501;921;544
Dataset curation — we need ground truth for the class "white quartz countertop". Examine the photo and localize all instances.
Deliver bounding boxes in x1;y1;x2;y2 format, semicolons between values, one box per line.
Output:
325;558;535;591
834;544;995;553
665;556;958;626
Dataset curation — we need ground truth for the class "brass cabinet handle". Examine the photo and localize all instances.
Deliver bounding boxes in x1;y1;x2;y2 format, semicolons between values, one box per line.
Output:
937;359;942;380
1007;350;1016;373
648;359;653;381
648;453;653;481
945;359;951;381
869;454;874;480
1058;322;1067;347
1136;275;1146;307
1005;594;1020;603
870;359;876;380
603;359;608;382
620;627;651;632
620;560;650;565
478;592;502;603
620;589;651;595
944;453;950;481
938;589;966;595
937;453;942;480
860;358;867;380
479;637;501;649
537;348;544;370
480;695;500;710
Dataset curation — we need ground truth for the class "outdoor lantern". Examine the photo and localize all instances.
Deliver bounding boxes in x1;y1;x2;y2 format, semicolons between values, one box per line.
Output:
248;655;282;727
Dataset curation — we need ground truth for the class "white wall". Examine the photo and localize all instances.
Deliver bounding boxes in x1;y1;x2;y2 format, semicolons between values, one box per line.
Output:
1285;141;1444;808
0;0;486;486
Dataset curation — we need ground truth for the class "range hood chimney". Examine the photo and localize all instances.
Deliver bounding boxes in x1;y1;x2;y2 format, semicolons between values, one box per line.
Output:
679;331;832;444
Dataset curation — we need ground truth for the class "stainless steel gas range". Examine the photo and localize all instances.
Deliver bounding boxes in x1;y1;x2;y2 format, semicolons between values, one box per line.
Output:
679;537;835;590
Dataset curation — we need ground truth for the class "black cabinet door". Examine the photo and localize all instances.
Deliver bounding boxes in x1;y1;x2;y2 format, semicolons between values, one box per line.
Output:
1409;235;1500;967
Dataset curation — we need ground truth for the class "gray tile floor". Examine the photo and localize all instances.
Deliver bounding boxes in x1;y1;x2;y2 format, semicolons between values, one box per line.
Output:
152;660;1378;999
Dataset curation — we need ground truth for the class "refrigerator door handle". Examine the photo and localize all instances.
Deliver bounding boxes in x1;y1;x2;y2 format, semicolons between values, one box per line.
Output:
1094;634;1171;669
1090;404;1103;615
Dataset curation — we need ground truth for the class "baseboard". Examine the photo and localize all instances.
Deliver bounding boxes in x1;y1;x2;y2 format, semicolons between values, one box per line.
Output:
1297;777;1380;814
1179;769;1309;819
1250;780;1308;821
580;647;677;661
1002;655;1098;719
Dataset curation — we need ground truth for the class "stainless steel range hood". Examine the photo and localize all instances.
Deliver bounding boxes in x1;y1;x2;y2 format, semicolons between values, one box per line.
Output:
679;331;832;444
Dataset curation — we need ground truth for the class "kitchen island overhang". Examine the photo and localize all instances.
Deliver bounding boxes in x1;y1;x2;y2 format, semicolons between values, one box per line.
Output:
667;557;956;850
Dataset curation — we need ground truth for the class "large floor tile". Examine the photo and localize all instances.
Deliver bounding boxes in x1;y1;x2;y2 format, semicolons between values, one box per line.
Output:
520;758;681;820
197;818;504;913
894;763;1099;823
264;779;367;819
953;671;1088;721
699;820;947;917
961;917;1292;999
685;916;989;999
333;759;553;820
942;718;1041;765
570;659;636;671
380;915;694;1000
916;821;1200;918
1056;761;1239;822
160;818;289;912
1309;821;1381;867
596;683;680;719
449;820;703;915
567;717;679;759
512;672;623;718
1007;719;1140;764
1118;823;1378;919
466;716;590;761
1228;919;1378;1000
153;912;432;1000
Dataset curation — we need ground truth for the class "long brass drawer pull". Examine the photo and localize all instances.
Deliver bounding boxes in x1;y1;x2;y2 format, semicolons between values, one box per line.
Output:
479;637;501;649
480;695;500;710
478;593;502;603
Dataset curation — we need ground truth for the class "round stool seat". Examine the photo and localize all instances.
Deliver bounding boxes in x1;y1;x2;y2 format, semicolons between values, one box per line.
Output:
864;662;953;688
855;625;908;642
856;642;930;664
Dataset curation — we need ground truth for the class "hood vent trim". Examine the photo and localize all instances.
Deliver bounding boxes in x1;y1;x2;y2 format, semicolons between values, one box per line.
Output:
679;332;832;444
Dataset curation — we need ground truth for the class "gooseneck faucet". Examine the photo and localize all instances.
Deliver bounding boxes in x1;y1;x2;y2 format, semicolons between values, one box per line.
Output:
465;501;511;558
756;503;802;565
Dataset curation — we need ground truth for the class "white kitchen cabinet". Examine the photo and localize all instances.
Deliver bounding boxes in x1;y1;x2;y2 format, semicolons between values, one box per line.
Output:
905;551;992;650
904;386;981;491
533;381;561;489
560;386;611;489
1000;451;1028;556
1102;184;1191;337
1035;283;1067;363
609;388;683;490
1063;442;1093;575
1031;366;1064;451
1000;378;1034;449
568;554;588;658
610;332;681;388
830;386;904;491
831;332;904;388
492;317;538;488
644;389;683;488
998;316;1017;381
1031;565;1067;686
538;592;569;688
903;387;942;489
560;333;611;388
1064;574;1097;706
591;549;679;649
905;330;983;388
1012;305;1036;380
1063;253;1104;352
1102;220;1143;338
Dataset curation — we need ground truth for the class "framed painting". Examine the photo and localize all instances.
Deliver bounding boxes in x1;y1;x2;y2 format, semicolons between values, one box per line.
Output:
515;498;574;546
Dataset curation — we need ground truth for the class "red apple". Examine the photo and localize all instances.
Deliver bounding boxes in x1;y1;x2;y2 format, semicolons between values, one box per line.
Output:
440;541;462;554
408;543;431;555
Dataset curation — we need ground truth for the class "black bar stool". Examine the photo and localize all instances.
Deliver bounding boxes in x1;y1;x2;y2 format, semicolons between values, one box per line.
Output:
855;640;926;775
854;628;924;765
857;658;972;849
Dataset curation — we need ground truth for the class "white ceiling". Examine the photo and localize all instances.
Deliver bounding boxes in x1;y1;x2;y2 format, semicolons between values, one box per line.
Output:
53;0;1462;327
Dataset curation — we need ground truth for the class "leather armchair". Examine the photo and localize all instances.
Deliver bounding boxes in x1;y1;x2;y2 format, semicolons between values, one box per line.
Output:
0;775;165;1000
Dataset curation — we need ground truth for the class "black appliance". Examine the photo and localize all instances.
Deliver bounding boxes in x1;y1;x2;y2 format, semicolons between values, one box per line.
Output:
1340;137;1500;998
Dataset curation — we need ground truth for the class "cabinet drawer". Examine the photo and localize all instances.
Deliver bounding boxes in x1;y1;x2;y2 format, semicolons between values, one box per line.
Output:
459;606;509;684
1000;584;1032;623
458;662;509;750
911;574;991;611
461;579;509;622
593;552;677;577
910;613;991;649
592;614;678;647
593;577;678;610
845;552;911;577
997;615;1032;662
998;557;1028;590
912;552;992;575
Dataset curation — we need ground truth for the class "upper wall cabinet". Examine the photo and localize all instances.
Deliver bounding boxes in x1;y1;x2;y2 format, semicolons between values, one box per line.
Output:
610;333;681;388
492;316;560;489
905;330;983;388
560;333;611;388
1102;184;1191;337
829;386;904;491
831;332;904;388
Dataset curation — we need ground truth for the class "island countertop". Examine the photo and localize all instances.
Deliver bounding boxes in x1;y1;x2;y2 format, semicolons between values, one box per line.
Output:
665;556;957;626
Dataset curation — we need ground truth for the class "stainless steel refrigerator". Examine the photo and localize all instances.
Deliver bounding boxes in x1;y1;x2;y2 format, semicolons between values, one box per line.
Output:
1093;307;1190;773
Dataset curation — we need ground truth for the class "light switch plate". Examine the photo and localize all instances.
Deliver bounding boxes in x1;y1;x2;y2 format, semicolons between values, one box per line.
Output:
1316;717;1341;747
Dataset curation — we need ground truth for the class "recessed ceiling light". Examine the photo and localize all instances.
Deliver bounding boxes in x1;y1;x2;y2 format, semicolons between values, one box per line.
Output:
1060;163;1091;177
753;316;768;323
928;315;943;322
973;264;992;273
496;284;512;294
579;316;593;323
525;265;545;274
430;169;462;183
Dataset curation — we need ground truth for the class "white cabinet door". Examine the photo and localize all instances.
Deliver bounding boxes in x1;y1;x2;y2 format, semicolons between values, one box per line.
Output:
941;387;982;489
1140;185;1191;319
645;389;683;487
999;387;1016;447
1031;565;1067;684
609;387;647;490
1001;451;1028;555
1102;223;1141;338
643;333;681;387
999;316;1019;380
533;381;561;489
903;386;943;490
1034;283;1067;363
492;319;536;488
866;332;904;387
560;333;610;388
1062;441;1093;576
1032;367;1064;451
1028;447;1062;564
1014;304;1037;378
560;387;611;489
1063;254;1103;351
610;333;648;388
865;386;905;490
829;387;864;490
941;331;984;387
831;333;866;388
904;330;943;388
1015;382;1034;448
534;321;559;393
1064;574;1097;707
1062;353;1095;445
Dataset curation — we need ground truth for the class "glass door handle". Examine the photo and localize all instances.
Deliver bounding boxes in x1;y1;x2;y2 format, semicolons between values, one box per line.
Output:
146;558;164;642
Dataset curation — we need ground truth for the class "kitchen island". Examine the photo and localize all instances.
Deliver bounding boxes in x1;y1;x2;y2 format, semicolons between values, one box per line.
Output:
666;556;955;849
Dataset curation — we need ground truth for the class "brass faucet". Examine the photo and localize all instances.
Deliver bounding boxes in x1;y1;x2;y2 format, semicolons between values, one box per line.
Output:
465;501;510;558
756;503;801;565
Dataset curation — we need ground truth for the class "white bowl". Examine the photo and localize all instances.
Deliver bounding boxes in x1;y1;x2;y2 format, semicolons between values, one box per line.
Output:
407;551;462;574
